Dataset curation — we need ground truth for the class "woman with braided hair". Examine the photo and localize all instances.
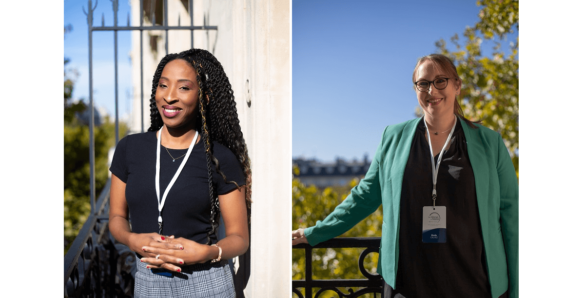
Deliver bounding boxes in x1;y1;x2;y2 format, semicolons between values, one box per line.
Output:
109;48;251;297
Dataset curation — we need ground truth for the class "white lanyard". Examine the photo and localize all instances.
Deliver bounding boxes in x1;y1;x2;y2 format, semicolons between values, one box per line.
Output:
155;126;198;234
422;116;457;207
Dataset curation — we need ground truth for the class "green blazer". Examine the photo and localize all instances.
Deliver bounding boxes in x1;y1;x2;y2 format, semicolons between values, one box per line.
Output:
304;117;519;298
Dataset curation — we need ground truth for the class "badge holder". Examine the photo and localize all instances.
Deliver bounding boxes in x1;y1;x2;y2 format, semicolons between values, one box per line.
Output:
422;194;446;243
421;117;456;244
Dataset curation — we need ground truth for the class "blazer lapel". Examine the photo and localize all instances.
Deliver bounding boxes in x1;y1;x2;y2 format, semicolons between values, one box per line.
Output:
460;119;490;232
390;118;420;206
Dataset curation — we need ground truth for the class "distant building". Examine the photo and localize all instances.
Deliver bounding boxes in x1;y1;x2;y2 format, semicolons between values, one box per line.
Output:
293;155;371;188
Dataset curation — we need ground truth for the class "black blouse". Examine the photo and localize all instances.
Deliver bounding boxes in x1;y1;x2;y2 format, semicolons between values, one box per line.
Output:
388;118;502;298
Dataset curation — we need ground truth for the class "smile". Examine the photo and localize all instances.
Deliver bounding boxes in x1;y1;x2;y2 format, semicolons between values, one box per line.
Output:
427;98;442;105
162;106;182;118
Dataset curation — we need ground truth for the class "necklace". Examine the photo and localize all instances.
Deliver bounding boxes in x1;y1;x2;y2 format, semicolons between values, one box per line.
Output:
427;117;457;135
165;146;188;162
433;128;452;135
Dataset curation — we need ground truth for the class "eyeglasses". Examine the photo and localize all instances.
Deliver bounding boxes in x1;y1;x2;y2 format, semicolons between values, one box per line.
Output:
414;78;450;92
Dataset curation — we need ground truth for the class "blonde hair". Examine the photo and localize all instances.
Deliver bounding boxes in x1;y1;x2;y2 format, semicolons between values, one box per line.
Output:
412;54;478;128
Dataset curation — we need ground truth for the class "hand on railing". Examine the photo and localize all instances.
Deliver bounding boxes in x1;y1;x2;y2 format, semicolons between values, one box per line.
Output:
292;228;308;246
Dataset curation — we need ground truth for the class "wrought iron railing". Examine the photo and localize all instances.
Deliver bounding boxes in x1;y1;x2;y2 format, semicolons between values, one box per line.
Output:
293;237;384;298
64;179;137;297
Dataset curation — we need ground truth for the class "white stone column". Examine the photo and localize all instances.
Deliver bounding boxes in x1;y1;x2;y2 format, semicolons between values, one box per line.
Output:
230;0;292;296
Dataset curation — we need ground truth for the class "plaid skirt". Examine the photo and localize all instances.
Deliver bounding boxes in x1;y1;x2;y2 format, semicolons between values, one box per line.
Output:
134;255;235;298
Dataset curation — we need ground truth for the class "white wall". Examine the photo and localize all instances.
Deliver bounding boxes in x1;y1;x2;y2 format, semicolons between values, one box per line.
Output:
230;1;291;296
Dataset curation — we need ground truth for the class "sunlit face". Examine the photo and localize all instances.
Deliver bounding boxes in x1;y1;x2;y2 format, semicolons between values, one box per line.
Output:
155;59;200;130
415;60;460;119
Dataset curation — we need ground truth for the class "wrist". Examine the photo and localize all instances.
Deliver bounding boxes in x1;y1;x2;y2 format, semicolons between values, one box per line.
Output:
210;244;222;263
109;217;132;244
126;232;139;251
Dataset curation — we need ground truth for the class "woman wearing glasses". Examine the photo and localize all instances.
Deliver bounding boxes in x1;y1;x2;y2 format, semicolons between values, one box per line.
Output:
292;54;518;298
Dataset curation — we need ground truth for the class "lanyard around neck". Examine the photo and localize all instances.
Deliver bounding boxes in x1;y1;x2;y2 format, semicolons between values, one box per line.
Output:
422;116;457;206
155;126;199;231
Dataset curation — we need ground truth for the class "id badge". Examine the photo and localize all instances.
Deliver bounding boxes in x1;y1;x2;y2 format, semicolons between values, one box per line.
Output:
422;206;446;243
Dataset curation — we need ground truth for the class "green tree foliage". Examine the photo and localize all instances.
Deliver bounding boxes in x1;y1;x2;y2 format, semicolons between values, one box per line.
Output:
64;114;124;253
64;32;127;253
292;166;383;297
433;0;519;176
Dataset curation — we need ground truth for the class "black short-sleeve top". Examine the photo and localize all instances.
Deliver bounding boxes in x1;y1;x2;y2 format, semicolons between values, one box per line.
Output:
109;131;245;245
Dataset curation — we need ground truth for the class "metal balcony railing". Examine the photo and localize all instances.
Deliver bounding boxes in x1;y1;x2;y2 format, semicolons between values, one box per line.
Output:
64;179;137;297
293;237;384;298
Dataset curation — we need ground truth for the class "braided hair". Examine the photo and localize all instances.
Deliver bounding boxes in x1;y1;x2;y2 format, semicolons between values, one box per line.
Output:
148;49;252;245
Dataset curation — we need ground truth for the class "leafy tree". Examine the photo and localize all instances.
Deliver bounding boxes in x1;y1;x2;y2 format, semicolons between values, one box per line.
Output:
64;114;125;253
64;26;128;253
432;0;519;176
292;166;383;298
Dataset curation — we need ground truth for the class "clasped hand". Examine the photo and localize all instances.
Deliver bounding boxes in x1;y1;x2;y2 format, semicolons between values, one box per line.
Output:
130;233;212;273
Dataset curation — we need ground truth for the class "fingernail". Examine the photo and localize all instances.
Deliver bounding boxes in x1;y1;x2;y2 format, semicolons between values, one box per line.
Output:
179;261;183;264
140;259;144;263
180;246;184;250
161;236;166;240
176;269;181;272
146;266;150;269
142;248;146;252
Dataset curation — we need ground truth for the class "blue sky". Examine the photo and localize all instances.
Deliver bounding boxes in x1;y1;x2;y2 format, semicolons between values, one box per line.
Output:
292;0;517;162
64;0;518;161
64;0;133;122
